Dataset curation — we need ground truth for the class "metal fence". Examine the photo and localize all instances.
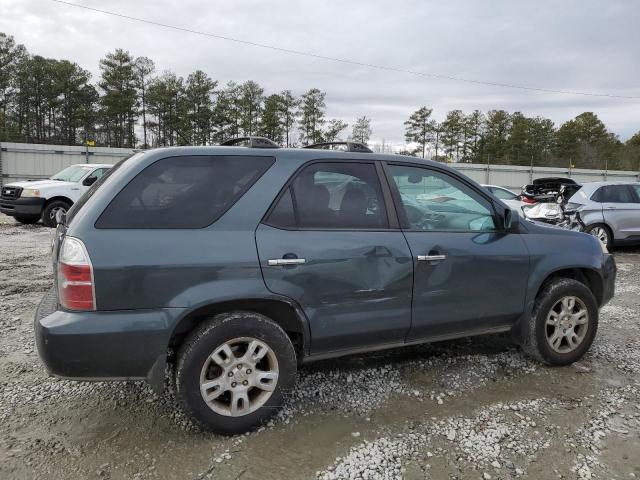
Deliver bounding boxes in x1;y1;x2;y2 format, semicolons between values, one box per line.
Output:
0;142;135;184
2;142;639;188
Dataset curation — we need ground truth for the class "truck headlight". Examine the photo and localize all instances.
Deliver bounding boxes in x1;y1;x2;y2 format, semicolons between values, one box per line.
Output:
21;188;41;198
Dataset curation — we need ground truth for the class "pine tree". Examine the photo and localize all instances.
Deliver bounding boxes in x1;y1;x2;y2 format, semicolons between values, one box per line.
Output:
324;119;348;142
298;88;326;145
279;90;299;147
351;116;372;144
258;93;286;144
404;107;434;158
98;49;138;147
134;56;155;148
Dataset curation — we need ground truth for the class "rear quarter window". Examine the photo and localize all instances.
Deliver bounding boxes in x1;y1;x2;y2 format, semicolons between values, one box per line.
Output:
95;155;274;229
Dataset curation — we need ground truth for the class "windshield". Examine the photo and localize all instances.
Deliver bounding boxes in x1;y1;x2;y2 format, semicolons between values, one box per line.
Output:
51;165;94;182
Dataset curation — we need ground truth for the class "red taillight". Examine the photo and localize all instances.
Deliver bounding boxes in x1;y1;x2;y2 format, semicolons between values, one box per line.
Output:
57;237;95;311
522;196;537;204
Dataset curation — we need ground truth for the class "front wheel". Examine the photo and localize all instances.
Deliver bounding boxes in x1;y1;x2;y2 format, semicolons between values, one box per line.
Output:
522;278;598;366
176;311;297;435
42;200;71;228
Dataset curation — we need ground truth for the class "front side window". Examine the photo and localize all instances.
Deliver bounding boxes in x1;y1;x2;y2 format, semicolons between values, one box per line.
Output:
265;162;388;229
629;184;640;203
96;155;274;229
597;185;635;203
90;168;109;180
389;165;496;232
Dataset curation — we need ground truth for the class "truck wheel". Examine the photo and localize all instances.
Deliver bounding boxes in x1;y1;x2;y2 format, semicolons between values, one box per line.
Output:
522;278;598;366
176;311;297;435
14;215;40;224
42;200;71;228
585;224;612;250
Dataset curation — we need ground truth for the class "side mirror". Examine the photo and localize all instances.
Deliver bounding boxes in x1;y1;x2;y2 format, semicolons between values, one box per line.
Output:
504;208;516;231
83;176;97;186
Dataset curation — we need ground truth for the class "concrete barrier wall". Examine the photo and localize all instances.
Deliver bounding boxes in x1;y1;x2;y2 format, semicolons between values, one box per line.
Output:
2;142;639;188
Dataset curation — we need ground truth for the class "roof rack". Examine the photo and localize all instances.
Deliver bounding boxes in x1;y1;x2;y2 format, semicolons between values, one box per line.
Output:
220;136;280;149
303;142;373;153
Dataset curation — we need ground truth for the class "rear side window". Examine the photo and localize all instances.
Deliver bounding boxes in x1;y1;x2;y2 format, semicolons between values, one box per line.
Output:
96;155;274;229
594;185;635;203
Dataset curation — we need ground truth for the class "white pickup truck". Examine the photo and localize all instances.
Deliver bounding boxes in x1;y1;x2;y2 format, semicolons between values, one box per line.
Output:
0;164;112;227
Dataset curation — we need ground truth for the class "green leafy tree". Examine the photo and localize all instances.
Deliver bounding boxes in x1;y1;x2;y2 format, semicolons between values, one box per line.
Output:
351;116;372;144
258;93;286;144
134;56;155;148
323;119;348;142
98;49;138;147
238;80;263;136
404;106;434;158
183;70;216;145
298;88;326;145
484;110;511;163
441;109;465;161
279;90;299;147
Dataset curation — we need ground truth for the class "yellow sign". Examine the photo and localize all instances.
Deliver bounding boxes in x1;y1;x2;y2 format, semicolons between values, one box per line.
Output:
86;140;95;147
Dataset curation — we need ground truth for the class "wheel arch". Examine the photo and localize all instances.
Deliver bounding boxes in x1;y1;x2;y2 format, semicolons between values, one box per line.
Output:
44;196;74;208
511;266;604;345
167;297;310;361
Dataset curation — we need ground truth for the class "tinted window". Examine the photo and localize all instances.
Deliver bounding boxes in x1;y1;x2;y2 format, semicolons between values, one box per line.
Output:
96;155;274;229
491;187;517;200
266;162;387;229
630;185;640;203
389;165;496;232
266;187;296;228
598;185;635;203
67;154;142;224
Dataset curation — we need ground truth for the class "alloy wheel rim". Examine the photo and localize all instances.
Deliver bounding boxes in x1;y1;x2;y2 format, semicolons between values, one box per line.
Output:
590;227;608;246
199;337;279;417
545;296;589;353
49;206;66;220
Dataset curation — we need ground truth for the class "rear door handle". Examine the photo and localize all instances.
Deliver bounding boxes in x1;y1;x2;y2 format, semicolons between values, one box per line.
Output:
267;258;306;266
417;255;447;261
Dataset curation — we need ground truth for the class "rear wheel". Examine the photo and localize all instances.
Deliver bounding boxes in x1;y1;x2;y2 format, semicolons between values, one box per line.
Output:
522;278;598;366
42;200;71;228
585;223;612;250
14;215;40;224
176;311;297;435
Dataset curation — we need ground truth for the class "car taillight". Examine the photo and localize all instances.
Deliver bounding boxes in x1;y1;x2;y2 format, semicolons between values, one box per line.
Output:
57;237;95;311
522;196;537;204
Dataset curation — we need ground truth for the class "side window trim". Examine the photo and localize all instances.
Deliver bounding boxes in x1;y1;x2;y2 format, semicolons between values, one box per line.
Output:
380;160;501;232
261;158;400;231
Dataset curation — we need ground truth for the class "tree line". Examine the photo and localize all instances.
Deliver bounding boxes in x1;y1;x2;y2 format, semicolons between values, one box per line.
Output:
1;32;638;170
404;107;640;170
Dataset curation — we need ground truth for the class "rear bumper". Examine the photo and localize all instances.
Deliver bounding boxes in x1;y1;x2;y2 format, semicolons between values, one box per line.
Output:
34;289;185;389
601;253;616;306
0;197;44;216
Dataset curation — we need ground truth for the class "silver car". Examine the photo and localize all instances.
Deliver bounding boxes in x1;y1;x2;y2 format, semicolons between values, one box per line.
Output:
566;181;640;249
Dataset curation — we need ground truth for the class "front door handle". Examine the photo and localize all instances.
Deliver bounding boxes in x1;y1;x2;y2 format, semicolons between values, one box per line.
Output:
417;254;447;262
267;258;306;266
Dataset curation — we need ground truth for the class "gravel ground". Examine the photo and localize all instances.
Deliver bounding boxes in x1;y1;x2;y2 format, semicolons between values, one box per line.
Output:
0;213;639;480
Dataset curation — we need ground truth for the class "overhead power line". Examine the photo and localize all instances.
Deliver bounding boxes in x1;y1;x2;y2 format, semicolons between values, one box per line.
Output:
50;0;639;100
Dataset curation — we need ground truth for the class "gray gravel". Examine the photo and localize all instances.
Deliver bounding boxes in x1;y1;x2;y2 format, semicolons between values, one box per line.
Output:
1;213;639;480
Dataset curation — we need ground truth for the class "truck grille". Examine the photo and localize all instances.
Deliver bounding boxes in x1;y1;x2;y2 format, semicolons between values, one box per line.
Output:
1;186;22;199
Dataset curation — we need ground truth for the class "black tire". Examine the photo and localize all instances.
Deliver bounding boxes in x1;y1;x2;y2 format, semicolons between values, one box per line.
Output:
14;215;40;224
42;200;71;228
176;311;297;435
585;223;612;250
522;278;598;366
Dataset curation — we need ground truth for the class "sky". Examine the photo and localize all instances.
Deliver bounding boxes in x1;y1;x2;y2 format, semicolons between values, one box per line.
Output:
1;0;639;144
